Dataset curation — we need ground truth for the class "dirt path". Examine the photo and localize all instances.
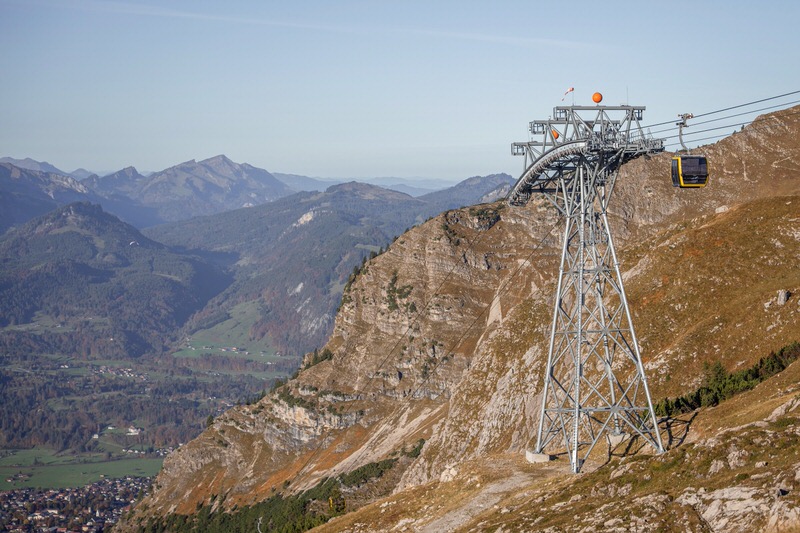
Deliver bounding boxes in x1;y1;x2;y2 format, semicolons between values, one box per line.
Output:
418;469;537;532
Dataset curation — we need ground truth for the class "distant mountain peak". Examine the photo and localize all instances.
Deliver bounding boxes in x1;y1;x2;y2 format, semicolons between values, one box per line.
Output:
417;173;515;210
327;181;414;201
69;168;95;180
3;201;154;254
123;156;293;221
202;154;234;165
200;154;241;174
54;201;99;223
0;156;68;175
328;181;379;192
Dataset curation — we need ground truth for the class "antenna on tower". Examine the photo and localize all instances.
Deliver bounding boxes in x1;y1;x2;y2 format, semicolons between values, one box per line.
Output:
508;92;665;473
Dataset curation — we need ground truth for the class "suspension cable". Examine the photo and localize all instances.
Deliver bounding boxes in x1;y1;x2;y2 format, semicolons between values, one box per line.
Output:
693;90;800;119
663;108;800;148
646;98;800;136
664;107;800;147
640;89;800;129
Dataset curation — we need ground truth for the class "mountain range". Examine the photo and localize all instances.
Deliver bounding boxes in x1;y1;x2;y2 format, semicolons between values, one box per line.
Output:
108;155;295;222
144;175;514;356
1;152;513;359
0;156;73;176
118;105;800;532
0;162;92;232
0;155;509;233
0;156;458;196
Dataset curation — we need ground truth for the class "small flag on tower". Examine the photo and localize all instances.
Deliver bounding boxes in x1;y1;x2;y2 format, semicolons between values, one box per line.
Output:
561;87;574;101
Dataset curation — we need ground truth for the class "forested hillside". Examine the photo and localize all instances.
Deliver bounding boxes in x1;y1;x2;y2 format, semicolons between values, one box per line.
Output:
0;202;229;358
0;172;510;458
0;203;248;452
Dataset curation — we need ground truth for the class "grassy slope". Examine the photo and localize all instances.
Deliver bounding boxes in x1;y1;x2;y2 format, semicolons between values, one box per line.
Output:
622;195;800;400
313;355;800;532
170;300;295;381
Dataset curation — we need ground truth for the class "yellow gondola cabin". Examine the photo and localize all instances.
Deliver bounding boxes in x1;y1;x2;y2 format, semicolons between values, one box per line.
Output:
671;155;709;188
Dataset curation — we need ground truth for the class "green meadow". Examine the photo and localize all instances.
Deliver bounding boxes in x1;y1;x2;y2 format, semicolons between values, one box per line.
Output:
0;448;163;490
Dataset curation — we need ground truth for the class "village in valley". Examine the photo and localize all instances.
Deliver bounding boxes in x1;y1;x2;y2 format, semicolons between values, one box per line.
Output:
0;476;151;532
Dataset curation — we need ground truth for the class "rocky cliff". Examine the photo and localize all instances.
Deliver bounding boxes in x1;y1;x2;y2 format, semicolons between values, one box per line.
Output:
119;106;800;532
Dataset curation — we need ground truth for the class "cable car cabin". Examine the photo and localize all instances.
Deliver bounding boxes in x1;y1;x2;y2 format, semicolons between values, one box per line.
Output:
671;156;709;188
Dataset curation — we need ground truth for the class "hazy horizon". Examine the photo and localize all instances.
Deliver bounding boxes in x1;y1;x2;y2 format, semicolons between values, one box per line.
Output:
2;0;799;179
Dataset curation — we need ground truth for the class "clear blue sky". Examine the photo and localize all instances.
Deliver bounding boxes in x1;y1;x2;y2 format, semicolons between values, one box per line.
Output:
2;0;799;180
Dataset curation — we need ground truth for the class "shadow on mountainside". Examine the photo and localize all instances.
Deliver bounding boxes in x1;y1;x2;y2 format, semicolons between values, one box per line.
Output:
597;412;698;469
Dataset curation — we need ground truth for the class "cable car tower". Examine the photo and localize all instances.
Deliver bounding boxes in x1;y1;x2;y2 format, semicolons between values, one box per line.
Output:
509;92;665;473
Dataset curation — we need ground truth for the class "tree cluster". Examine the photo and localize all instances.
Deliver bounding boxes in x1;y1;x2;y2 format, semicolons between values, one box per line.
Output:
140;457;400;533
655;341;800;417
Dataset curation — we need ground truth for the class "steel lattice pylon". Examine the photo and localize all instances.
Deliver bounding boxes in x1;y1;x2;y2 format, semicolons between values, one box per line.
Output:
509;103;665;473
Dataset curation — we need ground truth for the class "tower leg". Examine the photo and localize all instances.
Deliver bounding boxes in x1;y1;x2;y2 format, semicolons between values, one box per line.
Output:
602;210;664;454
533;165;663;472
535;205;574;456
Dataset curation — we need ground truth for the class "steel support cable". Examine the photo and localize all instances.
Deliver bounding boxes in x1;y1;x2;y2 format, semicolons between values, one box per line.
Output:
692;89;800;119
665;116;800;148
660;119;754;141
662;107;800;148
645;99;800;136
664;135;725;148
688;99;800;127
639;89;800;129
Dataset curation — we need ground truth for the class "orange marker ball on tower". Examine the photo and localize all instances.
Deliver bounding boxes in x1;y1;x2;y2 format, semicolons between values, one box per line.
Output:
592;92;603;103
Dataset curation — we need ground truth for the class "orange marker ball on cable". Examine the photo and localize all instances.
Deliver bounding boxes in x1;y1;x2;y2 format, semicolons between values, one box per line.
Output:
592;92;603;103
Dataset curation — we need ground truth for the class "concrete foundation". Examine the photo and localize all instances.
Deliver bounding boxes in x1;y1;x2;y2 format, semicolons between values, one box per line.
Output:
607;432;629;448
525;450;554;463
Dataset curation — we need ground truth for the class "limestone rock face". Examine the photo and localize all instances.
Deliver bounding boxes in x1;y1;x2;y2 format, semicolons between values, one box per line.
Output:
122;106;800;531
122;199;560;525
